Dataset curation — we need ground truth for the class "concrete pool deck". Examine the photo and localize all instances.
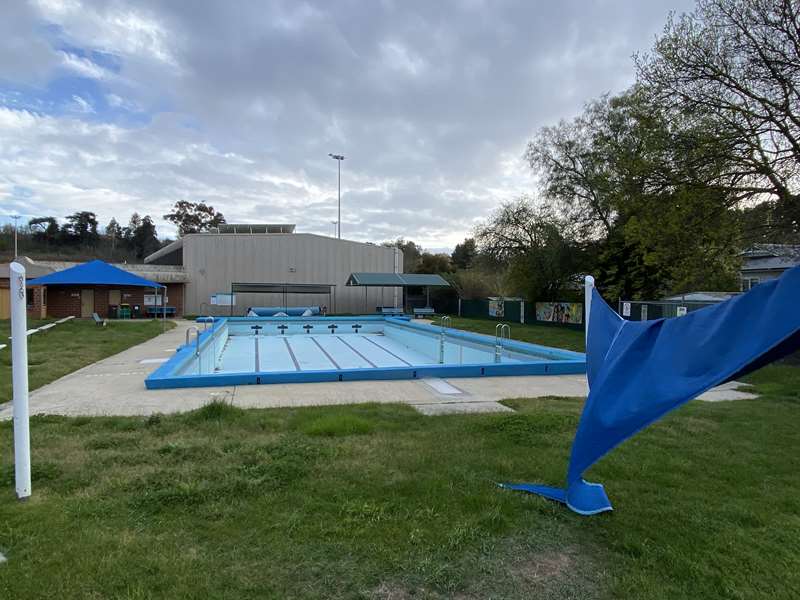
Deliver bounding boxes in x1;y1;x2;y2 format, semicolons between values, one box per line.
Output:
0;320;757;419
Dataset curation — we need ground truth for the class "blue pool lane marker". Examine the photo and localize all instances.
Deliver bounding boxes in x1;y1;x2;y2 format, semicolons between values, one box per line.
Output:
311;337;341;369
336;336;377;368
283;337;301;370
361;336;413;366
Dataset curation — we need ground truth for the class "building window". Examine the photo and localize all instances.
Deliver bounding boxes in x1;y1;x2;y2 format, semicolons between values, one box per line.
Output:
26;288;35;308
741;277;760;291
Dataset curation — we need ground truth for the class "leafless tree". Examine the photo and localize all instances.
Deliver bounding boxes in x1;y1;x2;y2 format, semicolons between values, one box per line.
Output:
636;0;800;209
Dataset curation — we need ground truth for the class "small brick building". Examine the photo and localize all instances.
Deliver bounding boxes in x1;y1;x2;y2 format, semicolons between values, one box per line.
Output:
1;257;186;319
43;283;185;319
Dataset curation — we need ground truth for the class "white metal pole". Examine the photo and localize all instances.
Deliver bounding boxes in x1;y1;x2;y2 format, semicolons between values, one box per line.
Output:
12;215;20;258
393;247;400;309
337;159;341;239
10;262;31;499
584;275;594;347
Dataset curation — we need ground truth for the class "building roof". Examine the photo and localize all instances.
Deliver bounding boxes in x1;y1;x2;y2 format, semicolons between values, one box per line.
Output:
662;291;740;303
741;244;800;272
346;272;450;287
21;259;189;283
28;259;164;288
214;224;295;234
0;256;55;279
144;231;400;265
143;238;183;264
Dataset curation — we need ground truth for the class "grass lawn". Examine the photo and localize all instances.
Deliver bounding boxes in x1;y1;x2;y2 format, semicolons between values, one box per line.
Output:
1;362;799;598
0;319;175;404
444;316;586;352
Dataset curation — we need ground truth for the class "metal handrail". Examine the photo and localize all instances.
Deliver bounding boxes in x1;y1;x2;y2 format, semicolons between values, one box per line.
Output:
438;316;451;364
494;323;510;363
186;326;200;357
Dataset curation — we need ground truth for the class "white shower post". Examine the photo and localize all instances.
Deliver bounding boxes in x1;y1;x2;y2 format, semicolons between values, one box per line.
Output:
10;262;31;500
584;275;594;347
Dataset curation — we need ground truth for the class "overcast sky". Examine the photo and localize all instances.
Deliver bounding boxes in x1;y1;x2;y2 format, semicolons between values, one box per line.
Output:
0;0;694;252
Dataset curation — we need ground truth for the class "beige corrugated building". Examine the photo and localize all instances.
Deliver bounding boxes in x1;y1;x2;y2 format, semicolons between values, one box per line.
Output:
144;224;403;314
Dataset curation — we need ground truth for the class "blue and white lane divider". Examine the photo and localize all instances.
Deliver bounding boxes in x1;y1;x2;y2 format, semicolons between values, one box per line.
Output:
5;315;76;344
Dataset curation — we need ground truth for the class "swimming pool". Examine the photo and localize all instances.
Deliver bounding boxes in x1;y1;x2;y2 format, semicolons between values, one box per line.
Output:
145;316;586;389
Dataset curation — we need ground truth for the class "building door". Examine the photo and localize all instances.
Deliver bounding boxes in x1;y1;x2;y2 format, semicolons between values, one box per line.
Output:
81;289;94;318
108;289;121;306
0;288;9;319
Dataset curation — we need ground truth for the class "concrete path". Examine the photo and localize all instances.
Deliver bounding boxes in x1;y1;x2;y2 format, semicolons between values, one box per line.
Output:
0;321;756;419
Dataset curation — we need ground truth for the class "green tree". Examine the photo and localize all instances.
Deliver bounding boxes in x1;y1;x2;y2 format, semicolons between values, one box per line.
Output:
382;238;422;272
526;88;741;298
130;215;160;259
28;216;59;244
62;211;99;246
417;252;453;274
636;0;800;237
105;218;124;240
163;200;226;236
476;198;586;301
451;238;477;270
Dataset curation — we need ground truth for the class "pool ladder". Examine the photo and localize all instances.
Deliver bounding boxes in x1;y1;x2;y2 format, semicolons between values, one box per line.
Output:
186;326;201;356
495;323;510;363
186;326;203;375
438;316;451;363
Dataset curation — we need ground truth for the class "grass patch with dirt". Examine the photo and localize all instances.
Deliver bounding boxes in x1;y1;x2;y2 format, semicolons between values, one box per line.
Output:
0;318;174;404
1;365;799;598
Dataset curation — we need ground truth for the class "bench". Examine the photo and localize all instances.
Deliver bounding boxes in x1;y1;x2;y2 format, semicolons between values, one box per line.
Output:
378;307;404;315
412;307;435;318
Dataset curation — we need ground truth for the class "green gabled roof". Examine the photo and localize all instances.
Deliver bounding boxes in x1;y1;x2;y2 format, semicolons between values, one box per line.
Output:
345;273;450;287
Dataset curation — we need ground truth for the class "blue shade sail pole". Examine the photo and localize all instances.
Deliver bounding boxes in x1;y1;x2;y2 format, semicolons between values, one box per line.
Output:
503;266;800;515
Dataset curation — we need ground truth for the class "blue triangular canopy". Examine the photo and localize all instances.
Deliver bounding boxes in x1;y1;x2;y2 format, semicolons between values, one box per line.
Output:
27;259;164;288
504;266;800;515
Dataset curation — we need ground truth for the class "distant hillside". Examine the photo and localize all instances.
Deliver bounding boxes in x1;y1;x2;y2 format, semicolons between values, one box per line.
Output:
0;229;174;265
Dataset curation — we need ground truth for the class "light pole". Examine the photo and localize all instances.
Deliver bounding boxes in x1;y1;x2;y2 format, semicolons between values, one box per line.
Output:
328;153;345;239
330;220;338;237
11;215;21;258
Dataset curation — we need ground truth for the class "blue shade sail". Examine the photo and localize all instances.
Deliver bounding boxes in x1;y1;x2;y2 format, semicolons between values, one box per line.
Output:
27;259;164;288
505;266;800;515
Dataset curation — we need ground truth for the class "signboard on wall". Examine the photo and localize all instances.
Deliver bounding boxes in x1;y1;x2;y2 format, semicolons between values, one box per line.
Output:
143;294;167;306
488;298;504;318
535;302;583;325
622;302;631;317
676;306;688;317
211;293;236;306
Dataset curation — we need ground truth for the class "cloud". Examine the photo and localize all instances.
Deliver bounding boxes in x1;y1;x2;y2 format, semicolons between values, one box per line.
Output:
70;94;94;113
0;1;60;83
3;0;696;250
59;51;109;79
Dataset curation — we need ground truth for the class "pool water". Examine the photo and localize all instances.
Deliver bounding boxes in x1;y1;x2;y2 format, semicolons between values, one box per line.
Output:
145;316;585;389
